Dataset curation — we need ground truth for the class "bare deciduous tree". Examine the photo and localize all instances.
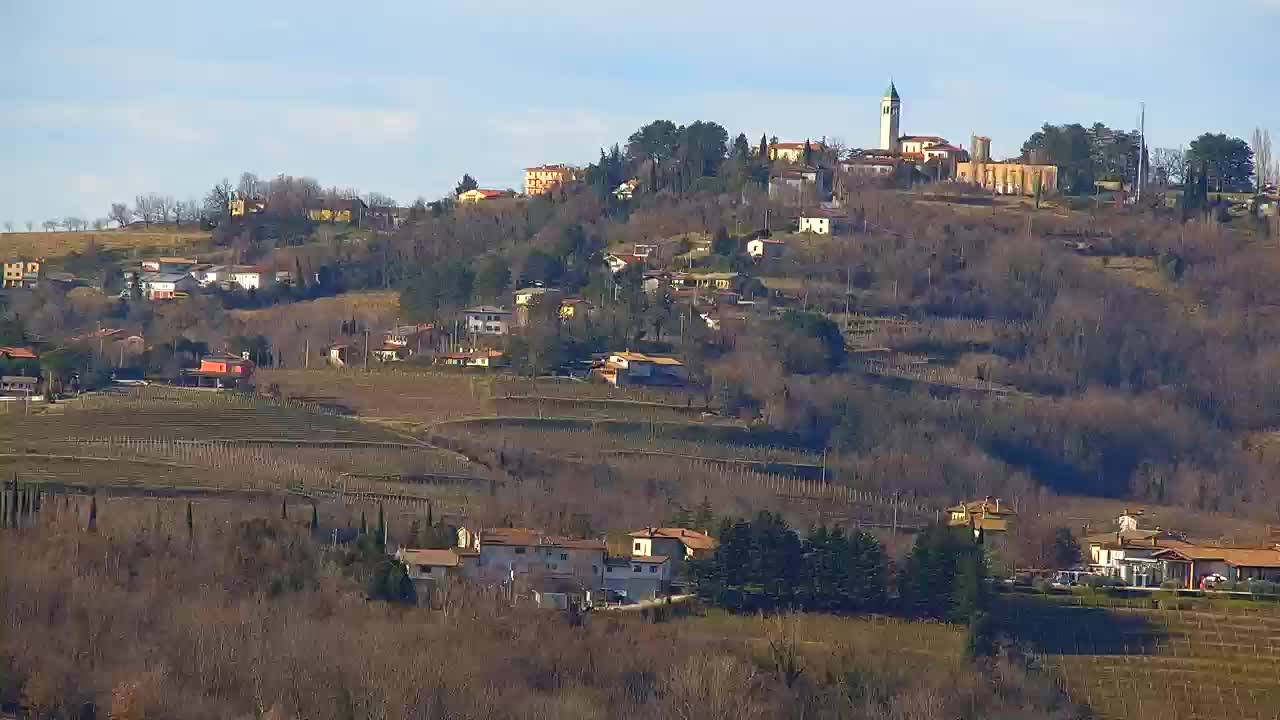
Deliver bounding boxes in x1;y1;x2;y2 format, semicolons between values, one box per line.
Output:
110;202;133;228
155;195;176;226
93;218;107;231
42;219;58;232
1149;147;1185;186
1252;128;1273;190
3;221;12;233
24;221;33;231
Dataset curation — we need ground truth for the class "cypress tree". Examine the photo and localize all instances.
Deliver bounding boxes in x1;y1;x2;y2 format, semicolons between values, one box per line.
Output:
426;501;433;528
759;133;769;161
376;503;386;550
281;498;288;521
359;510;367;536
186;501;194;541
88;496;98;532
0;485;7;529
311;504;319;532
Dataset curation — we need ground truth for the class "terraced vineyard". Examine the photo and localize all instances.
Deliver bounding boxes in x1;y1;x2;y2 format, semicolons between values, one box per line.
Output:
1000;595;1280;720
11;388;409;444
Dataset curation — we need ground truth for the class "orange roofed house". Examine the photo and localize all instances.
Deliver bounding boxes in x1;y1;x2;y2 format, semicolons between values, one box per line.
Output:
523;165;575;196
457;188;513;204
629;527;717;579
182;352;255;389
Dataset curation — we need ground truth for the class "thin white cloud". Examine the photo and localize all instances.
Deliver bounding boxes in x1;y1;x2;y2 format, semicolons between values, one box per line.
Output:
282;106;420;145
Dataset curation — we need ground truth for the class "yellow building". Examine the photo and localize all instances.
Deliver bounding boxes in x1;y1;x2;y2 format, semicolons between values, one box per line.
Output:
458;188;511;204
2;259;40;289
955;160;1059;196
946;497;1016;534
229;194;265;217
524;165;575;196
769;141;829;164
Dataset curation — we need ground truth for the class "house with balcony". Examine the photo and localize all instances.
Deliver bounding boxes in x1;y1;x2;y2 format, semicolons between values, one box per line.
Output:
2;258;41;289
463;306;512;336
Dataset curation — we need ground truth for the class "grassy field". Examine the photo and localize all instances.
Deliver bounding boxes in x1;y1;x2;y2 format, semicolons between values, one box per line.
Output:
229;289;400;322
255;368;492;425
1001;594;1280;720
0;227;210;257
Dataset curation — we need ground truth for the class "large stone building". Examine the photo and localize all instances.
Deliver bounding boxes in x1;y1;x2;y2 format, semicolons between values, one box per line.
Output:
954;154;1059;196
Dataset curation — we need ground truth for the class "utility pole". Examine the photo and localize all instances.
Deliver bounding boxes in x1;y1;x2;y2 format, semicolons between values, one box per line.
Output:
304;338;310;369
363;329;369;371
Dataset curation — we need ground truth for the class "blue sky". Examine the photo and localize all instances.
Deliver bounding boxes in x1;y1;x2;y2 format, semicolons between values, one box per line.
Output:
2;0;1277;225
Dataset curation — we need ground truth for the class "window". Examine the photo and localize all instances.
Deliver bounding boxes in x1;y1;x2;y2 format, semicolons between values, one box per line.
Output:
633;565;642;573
418;565;429;573
593;565;599;574
515;547;526;555
634;542;642;552
649;566;657;573
560;553;568;561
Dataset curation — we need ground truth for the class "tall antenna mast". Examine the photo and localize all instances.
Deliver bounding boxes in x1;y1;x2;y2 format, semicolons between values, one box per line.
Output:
1137;102;1146;205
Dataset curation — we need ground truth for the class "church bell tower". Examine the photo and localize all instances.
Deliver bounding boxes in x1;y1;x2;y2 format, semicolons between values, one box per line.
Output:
880;81;901;153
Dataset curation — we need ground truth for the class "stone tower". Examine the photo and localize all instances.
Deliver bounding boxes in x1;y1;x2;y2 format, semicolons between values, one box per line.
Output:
880;81;901;153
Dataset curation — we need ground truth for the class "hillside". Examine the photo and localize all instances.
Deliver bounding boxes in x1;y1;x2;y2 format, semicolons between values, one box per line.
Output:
0;226;210;258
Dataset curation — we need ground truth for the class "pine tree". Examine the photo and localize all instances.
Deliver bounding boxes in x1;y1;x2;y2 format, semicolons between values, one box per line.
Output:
88;495;98;532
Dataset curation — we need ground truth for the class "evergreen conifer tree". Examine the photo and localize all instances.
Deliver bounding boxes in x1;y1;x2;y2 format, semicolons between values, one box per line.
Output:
311;504;319;532
88;495;98;532
186;501;194;541
376;503;386;550
360;510;367;536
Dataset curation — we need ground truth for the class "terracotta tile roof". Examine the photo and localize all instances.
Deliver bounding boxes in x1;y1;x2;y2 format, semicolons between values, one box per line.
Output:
629;527;718;551
1153;545;1280;568
0;347;37;359
399;548;460;567
899;135;948;143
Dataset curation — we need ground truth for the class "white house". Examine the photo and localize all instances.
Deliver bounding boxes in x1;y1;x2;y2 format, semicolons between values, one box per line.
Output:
476;528;607;597
747;237;787;259
230;266;275;291
605;253;642;274
129;272;199;301
463;306;512;336
192;265;228;286
799;210;847;235
597;352;688;387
